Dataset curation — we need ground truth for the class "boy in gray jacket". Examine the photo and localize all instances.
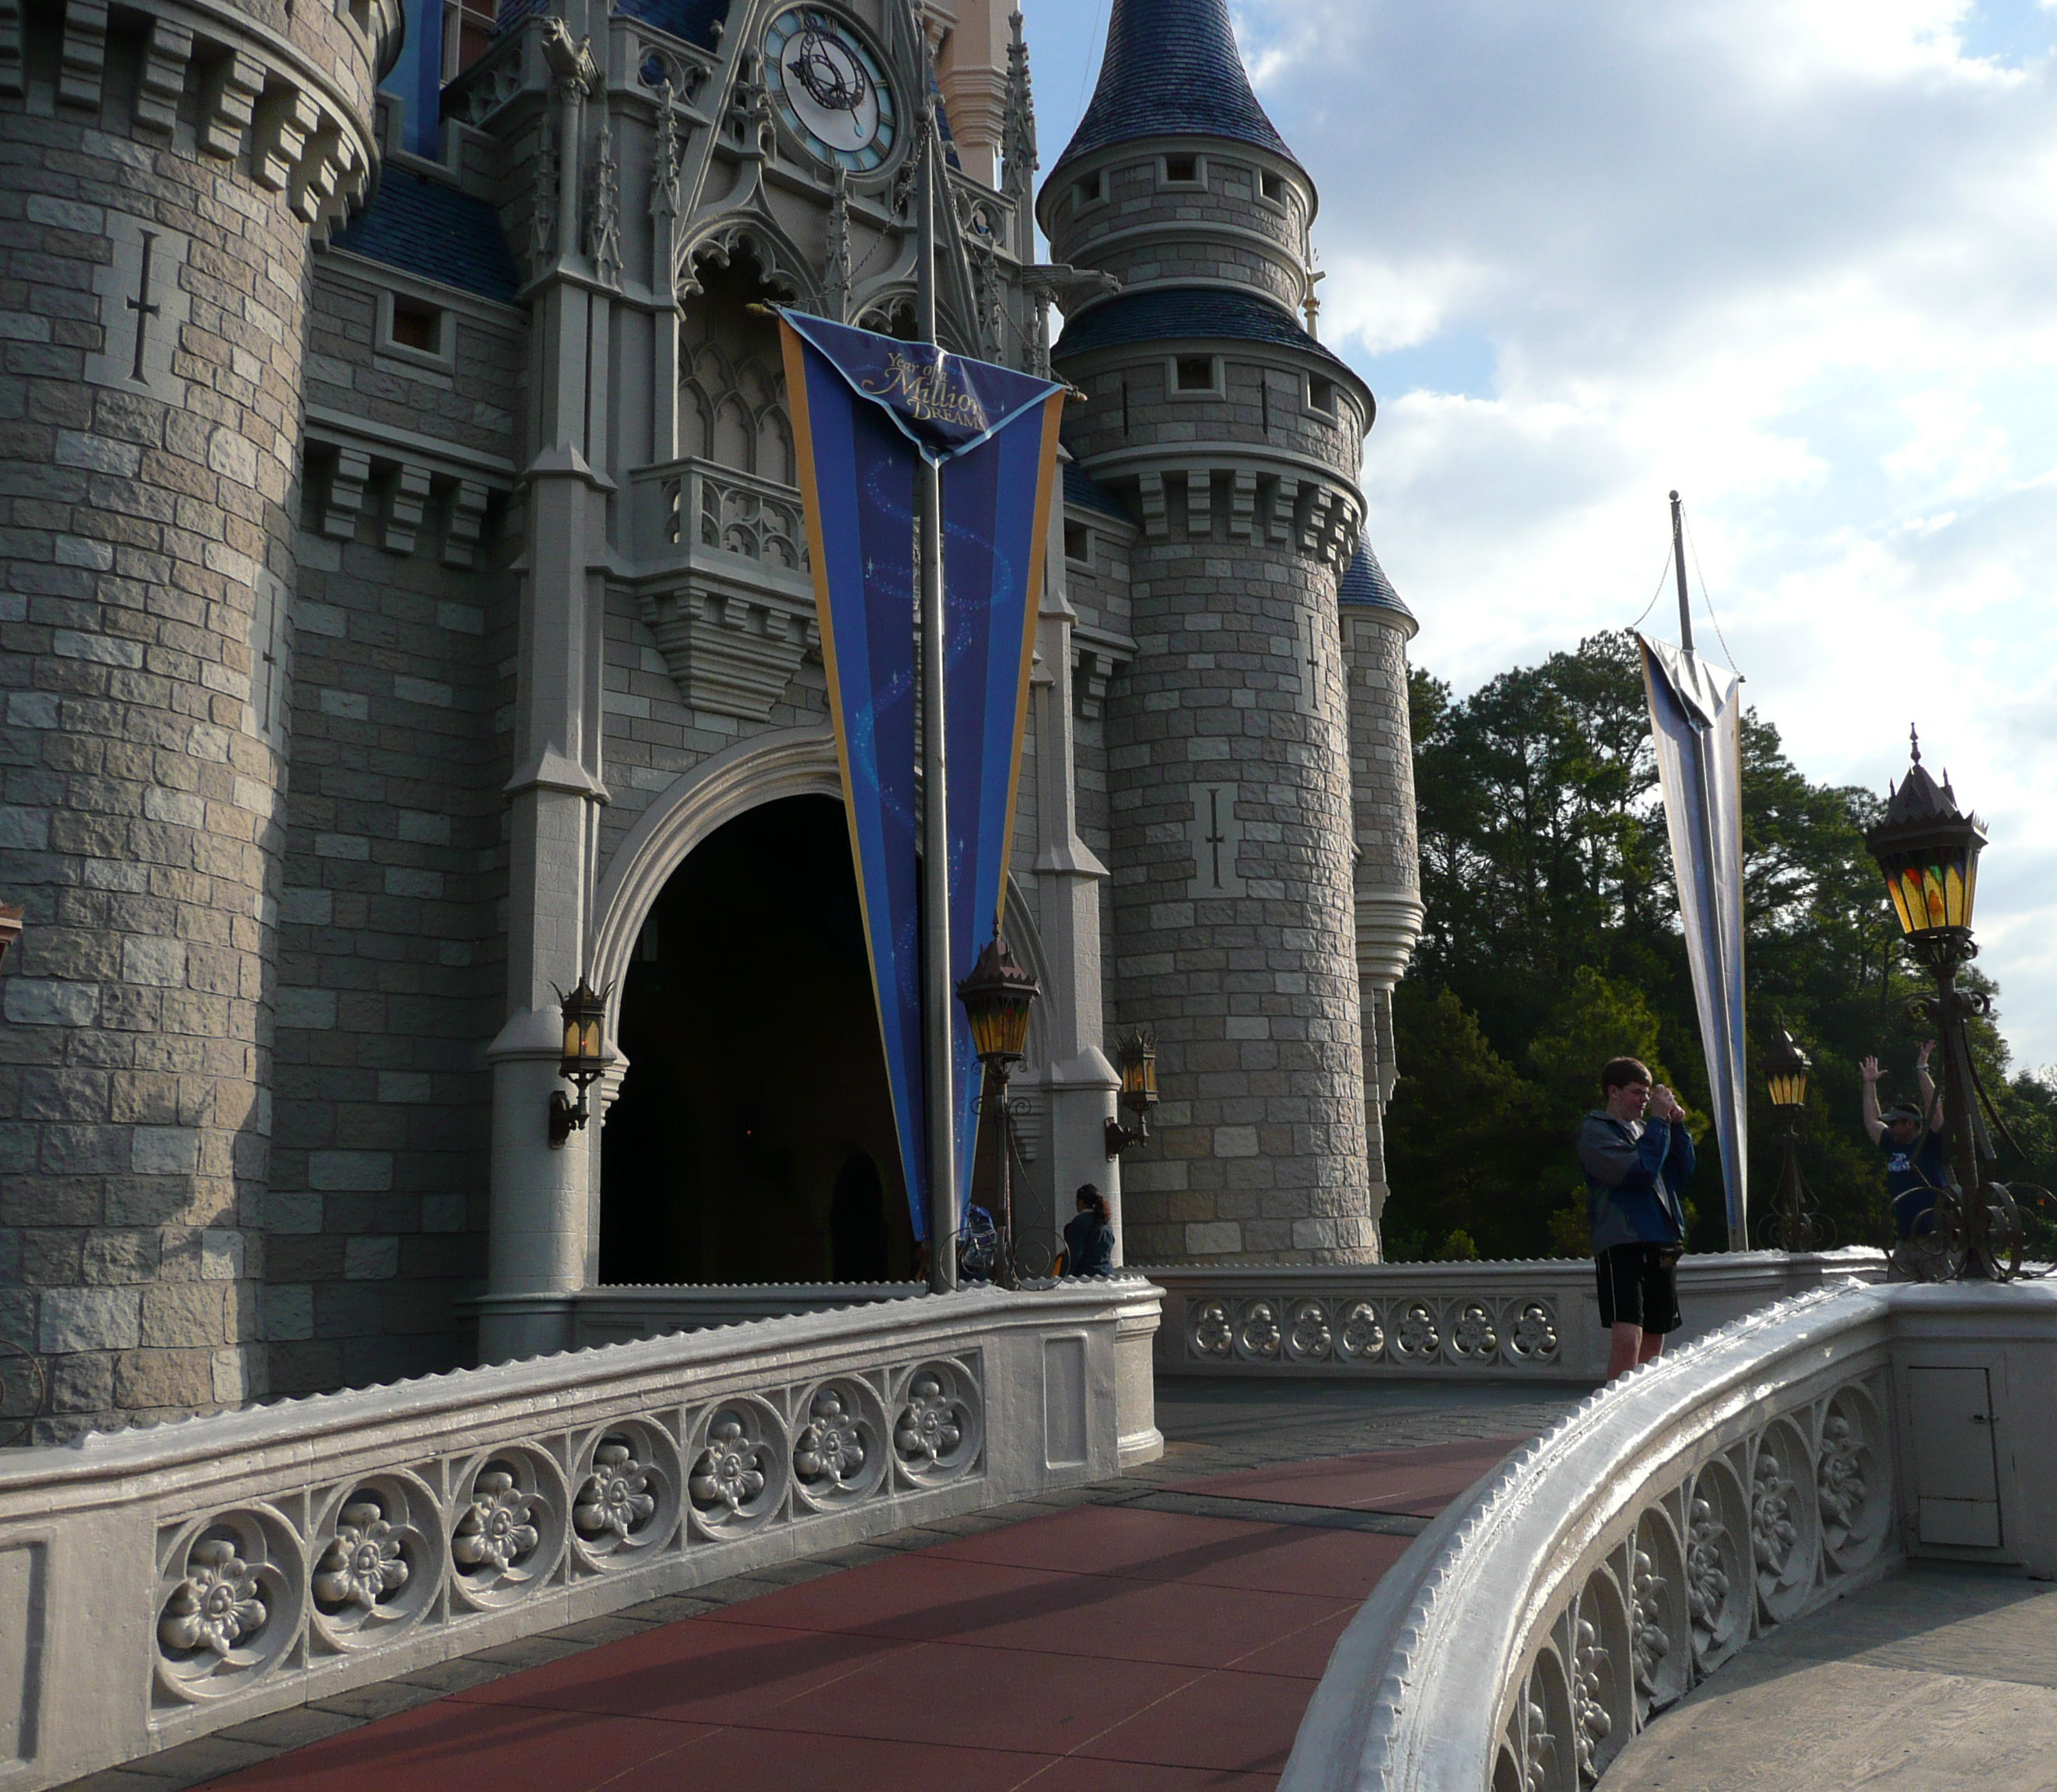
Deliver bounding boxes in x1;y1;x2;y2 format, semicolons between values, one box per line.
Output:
1579;1056;1694;1381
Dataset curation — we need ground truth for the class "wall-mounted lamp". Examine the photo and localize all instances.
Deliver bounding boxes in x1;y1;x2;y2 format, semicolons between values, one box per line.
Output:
548;975;611;1148
1105;1026;1158;1158
0;904;22;974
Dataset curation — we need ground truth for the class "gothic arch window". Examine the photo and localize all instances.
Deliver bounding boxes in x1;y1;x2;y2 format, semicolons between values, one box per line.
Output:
758;408;793;484
710;391;753;469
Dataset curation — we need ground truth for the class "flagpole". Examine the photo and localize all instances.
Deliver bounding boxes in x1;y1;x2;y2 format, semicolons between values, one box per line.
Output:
1670;490;1694;651
916;102;957;1292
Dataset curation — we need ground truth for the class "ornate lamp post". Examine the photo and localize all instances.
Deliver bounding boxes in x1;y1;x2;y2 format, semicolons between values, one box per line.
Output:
1762;1026;1827;1252
956;930;1039;1289
1104;1028;1158;1157
1863;731;2020;1279
548;975;611;1148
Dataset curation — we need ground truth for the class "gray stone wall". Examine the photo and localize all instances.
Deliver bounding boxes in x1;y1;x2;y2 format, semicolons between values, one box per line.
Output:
1058;348;1373;1265
1343;612;1419;900
269;503;512;1395
1043;144;1312;316
261;240;522;1397
1344;608;1421;1240
0;1;389;1436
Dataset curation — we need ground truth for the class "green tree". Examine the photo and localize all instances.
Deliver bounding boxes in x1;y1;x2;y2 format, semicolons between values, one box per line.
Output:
1382;984;1551;1260
1391;629;2047;1259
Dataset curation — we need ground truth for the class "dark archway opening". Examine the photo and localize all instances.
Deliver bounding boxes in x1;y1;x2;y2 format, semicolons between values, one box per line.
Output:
599;794;913;1284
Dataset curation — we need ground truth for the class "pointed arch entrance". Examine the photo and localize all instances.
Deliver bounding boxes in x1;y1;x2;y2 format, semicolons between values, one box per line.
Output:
597;792;912;1283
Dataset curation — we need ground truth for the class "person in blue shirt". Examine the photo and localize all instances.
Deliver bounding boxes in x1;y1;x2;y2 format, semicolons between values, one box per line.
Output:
1578;1057;1695;1382
1862;1041;1946;1240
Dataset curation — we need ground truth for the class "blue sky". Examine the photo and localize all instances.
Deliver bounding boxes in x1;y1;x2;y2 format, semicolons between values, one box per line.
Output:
1022;0;2057;1075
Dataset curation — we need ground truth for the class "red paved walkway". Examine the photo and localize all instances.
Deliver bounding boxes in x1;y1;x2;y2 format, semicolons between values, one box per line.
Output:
197;1437;1523;1792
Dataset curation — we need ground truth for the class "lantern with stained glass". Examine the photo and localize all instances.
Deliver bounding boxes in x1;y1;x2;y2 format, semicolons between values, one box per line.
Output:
1863;731;2023;1280
1105;1027;1158;1157
1761;1025;1825;1252
955;931;1039;1289
955;931;1039;1069
1764;1026;1811;1112
548;975;610;1148
1863;729;1985;952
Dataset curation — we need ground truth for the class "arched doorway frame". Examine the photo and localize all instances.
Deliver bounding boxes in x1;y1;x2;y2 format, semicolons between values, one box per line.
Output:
592;724;1054;1058
589;724;844;1031
586;721;1056;1278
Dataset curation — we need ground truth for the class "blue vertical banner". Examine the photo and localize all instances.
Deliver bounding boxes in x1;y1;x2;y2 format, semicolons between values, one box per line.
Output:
780;312;1064;1240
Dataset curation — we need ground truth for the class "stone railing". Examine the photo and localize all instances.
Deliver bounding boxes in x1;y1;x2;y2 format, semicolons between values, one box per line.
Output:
1279;1278;2057;1791
624;457;818;721
628;455;811;570
0;1278;1162;1791
1142;1250;1888;1381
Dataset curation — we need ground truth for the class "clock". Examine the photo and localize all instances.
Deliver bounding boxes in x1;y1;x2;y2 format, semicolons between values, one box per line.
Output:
762;7;898;173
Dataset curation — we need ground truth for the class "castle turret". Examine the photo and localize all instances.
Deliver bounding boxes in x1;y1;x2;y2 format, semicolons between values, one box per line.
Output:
1040;0;1385;1264
1340;538;1424;1235
0;0;396;1433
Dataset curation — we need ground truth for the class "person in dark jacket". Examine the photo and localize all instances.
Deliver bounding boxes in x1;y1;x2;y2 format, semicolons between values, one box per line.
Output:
1061;1184;1115;1277
1579;1056;1695;1381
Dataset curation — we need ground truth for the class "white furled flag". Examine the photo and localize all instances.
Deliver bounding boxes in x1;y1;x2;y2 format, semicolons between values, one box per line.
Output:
1637;633;1749;1250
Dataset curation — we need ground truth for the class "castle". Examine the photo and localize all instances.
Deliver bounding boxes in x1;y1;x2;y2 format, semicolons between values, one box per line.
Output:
0;0;1421;1436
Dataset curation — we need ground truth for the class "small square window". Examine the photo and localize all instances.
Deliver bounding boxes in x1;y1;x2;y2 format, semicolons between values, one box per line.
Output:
1064;521;1091;564
1163;153;1199;184
1260;170;1286;204
1074;170;1104;208
1308;374;1336;415
377;291;456;373
1176;356;1217;393
389;299;441;353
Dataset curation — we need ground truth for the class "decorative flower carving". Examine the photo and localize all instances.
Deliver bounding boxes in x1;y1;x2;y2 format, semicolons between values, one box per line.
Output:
1453;1302;1498;1359
454;1469;540;1572
1339;1300;1385;1359
159;1539;268;1657
1817;1413;1866;1532
576;1443;657;1540
1288;1299;1332;1359
1630;1546;1670;1696
692;1418;769;1512
1239;1299;1282;1359
1752;1447;1799;1576
313;1500;408;1609
895;1376;962;1468
1686;1496;1732;1643
1191;1300;1233;1358
795;1390;867;1487
1511;1302;1559;1360
1396;1302;1440;1359
1572;1615;1612;1783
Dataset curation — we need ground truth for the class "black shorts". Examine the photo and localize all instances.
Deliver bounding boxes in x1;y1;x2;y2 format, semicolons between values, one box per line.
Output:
1596;1243;1682;1334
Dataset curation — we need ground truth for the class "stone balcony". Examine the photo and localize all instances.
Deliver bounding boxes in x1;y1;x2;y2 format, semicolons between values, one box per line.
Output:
622;457;819;721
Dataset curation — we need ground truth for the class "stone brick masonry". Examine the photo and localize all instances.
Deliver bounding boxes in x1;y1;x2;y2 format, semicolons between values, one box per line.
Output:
0;0;391;1436
1050;142;1384;1266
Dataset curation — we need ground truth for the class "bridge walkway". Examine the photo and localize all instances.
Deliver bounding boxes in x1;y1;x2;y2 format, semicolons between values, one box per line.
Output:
71;1380;1576;1792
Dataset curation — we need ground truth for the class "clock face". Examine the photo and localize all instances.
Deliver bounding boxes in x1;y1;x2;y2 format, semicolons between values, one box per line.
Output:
762;7;897;172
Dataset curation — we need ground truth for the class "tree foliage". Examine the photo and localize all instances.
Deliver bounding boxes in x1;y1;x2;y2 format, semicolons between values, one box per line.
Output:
1383;630;2057;1261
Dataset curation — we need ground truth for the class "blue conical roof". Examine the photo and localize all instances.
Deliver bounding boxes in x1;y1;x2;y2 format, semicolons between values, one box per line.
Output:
1339;535;1413;622
1053;0;1298;173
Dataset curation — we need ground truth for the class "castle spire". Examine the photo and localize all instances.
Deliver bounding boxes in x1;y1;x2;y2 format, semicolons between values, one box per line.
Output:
1052;0;1299;175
